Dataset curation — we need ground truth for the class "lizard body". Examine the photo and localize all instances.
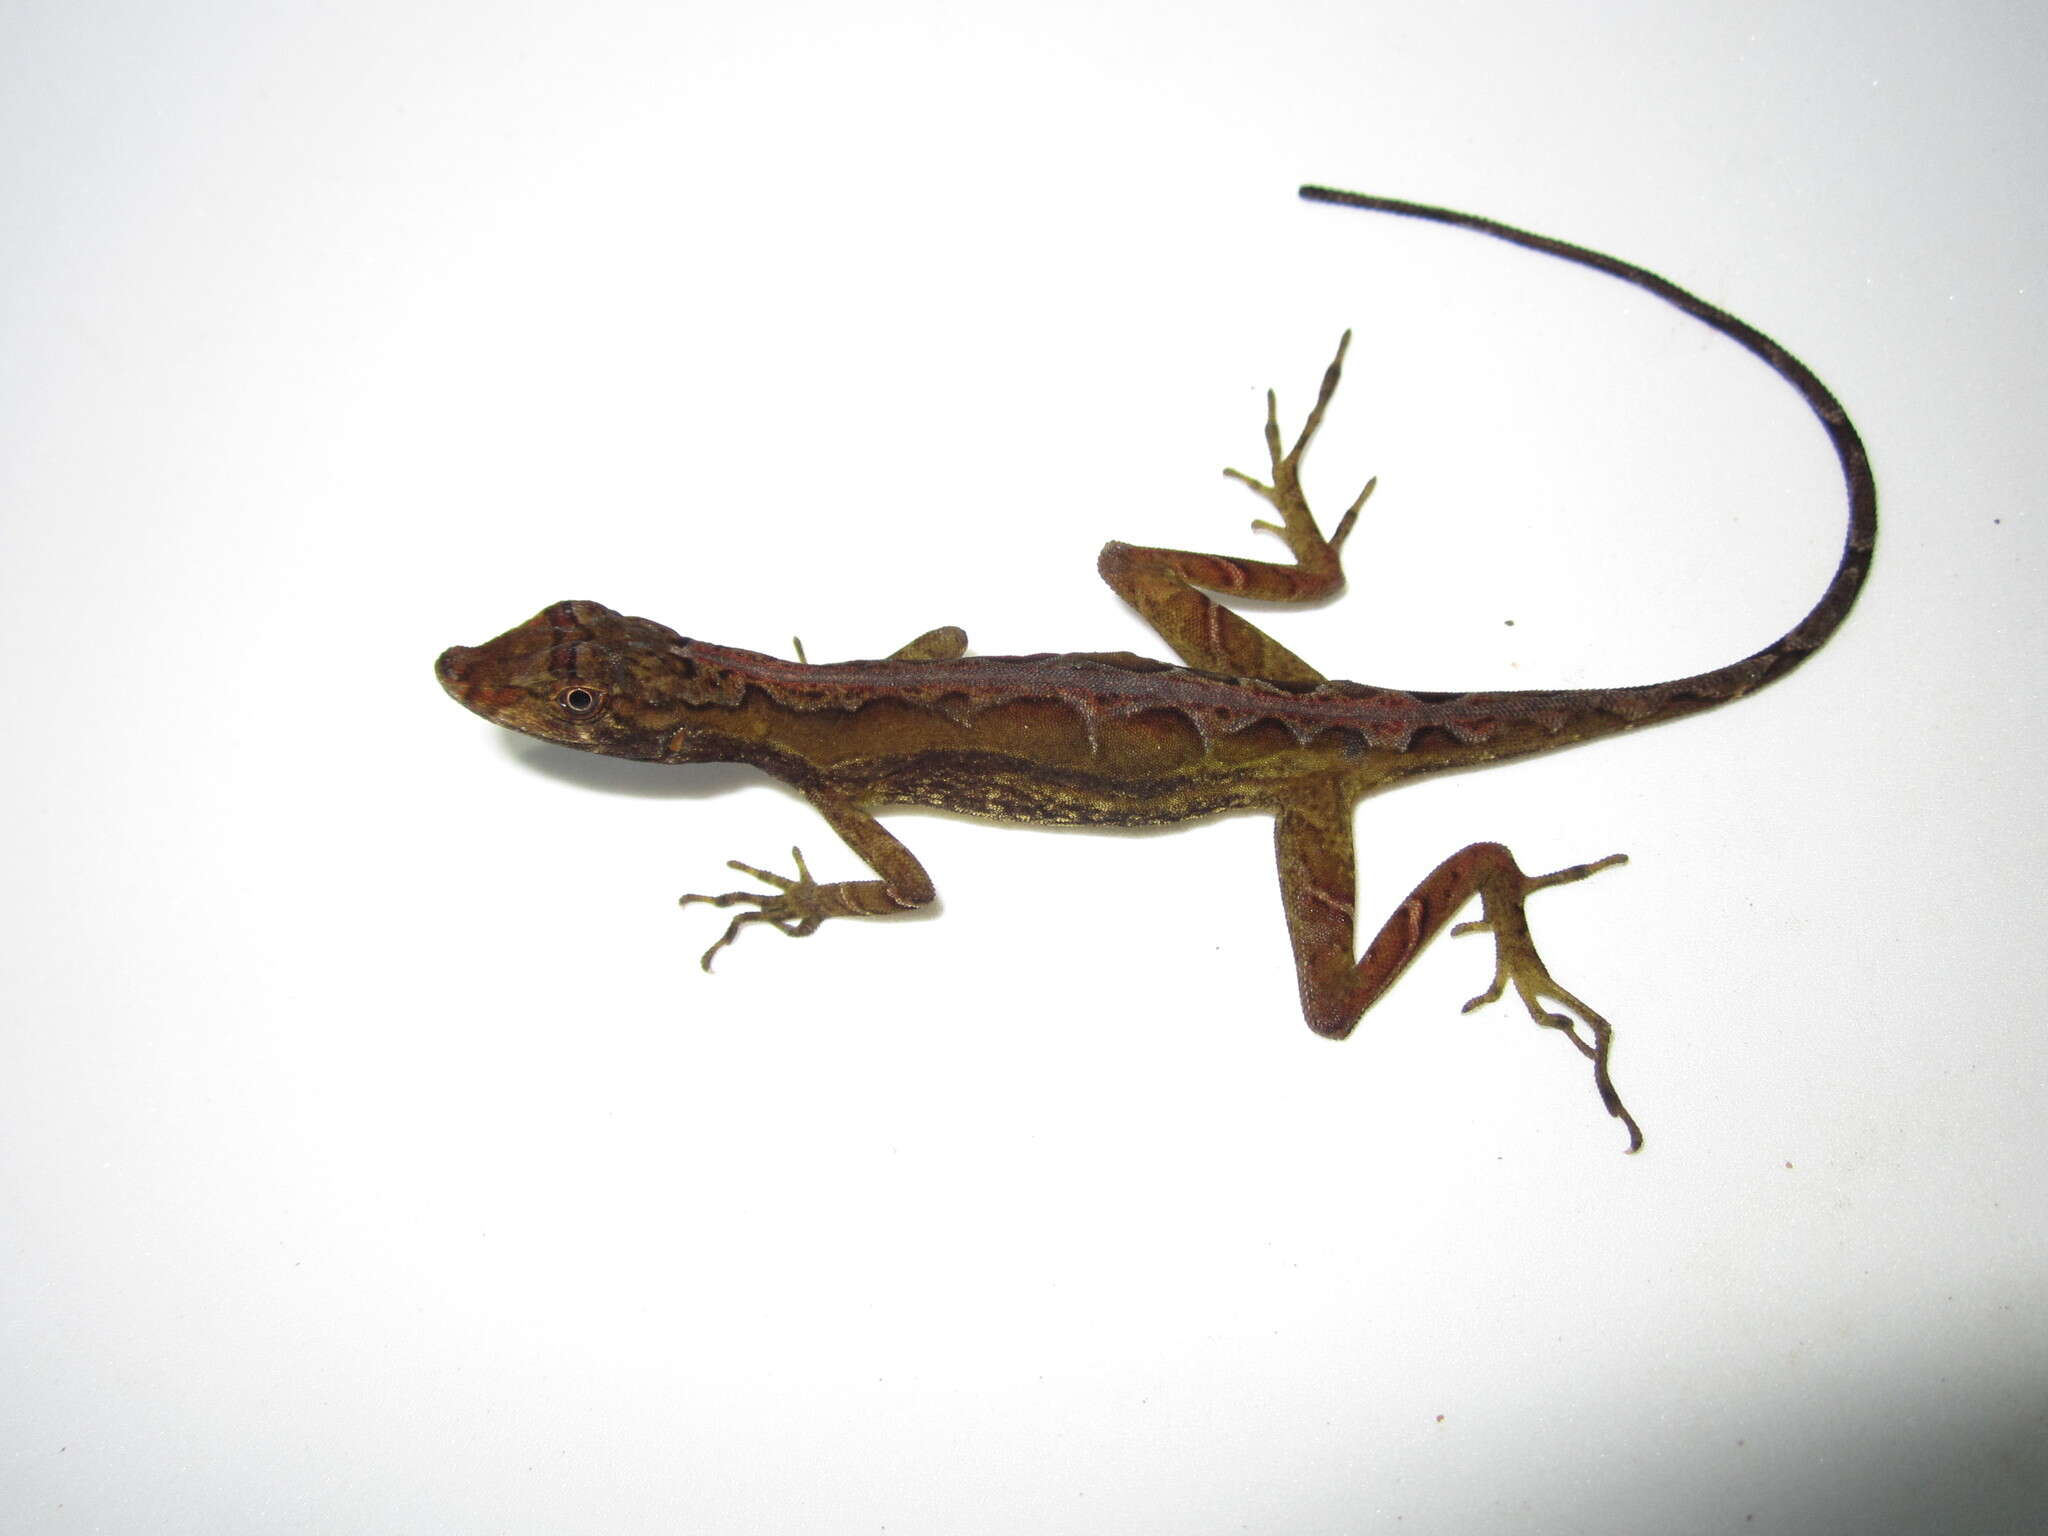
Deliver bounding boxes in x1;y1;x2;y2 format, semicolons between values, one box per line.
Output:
438;188;1875;1151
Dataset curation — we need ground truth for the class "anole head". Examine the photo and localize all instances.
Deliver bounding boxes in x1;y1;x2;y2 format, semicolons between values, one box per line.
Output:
437;599;704;761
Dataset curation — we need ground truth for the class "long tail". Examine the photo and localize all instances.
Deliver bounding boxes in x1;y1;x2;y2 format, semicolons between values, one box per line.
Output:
1299;185;1875;712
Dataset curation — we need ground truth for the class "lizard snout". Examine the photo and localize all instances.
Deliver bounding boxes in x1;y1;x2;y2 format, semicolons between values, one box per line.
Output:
435;644;477;695
435;644;523;717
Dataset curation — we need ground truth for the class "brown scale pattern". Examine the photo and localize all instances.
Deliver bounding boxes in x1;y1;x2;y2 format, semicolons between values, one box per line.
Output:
437;187;1875;1154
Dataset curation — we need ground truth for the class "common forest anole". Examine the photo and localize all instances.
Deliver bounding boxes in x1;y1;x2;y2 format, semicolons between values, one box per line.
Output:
438;187;1875;1151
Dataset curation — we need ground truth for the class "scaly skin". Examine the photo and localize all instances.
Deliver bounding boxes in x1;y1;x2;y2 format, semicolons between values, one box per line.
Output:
438;187;1875;1152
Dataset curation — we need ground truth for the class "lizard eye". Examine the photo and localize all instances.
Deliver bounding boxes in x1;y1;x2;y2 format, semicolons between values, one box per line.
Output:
557;686;605;716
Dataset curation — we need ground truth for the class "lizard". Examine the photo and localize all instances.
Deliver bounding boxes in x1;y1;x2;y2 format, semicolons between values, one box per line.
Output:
436;186;1875;1152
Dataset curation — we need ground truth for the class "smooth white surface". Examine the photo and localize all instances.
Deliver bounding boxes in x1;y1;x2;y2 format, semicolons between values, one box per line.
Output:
3;3;2043;1532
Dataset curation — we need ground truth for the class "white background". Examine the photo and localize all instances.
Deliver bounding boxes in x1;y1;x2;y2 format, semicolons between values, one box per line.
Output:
3;3;2042;1533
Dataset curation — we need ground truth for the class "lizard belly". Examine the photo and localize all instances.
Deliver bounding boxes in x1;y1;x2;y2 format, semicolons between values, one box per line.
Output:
859;749;1258;827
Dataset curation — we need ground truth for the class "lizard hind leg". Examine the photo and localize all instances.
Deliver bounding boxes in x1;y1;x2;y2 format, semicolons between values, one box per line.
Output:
1096;333;1376;684
1275;786;1642;1150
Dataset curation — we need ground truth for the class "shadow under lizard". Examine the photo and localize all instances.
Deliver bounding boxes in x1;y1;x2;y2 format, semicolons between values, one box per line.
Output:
437;187;1876;1152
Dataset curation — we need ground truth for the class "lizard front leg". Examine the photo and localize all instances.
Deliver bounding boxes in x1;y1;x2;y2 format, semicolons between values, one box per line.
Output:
679;788;935;971
1274;780;1641;1150
887;626;967;661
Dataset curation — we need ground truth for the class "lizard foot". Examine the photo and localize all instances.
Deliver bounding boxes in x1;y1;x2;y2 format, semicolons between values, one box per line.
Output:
1224;331;1376;562
679;846;827;971
1452;853;1643;1151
